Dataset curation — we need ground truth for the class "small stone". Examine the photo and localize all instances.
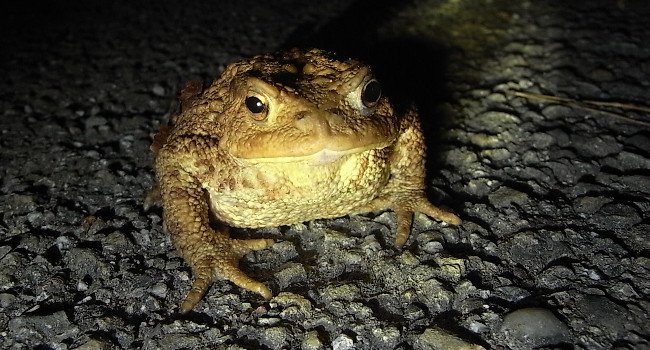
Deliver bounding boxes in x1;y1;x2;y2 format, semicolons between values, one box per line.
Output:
257;317;281;326
466;111;521;134
0;293;17;308
498;308;570;349
592;202;642;228
481;148;511;163
537;265;575;290
486;92;507;103
323;229;357;248
271;240;299;261
274;292;312;312
320;284;360;303
103;230;133;254
413;327;484;350
331;333;354;350
607;282;639;300
422;240;444;254
152;84;166;96
416;279;452;314
488;186;530;208
396;251;419;266
469;133;504;148
301;330;323;350
576;294;629;336
603;151;650;172
274;262;307;289
404;303;426;320
8;311;80;346
573;195;611;215
570;134;622;158
530;132;555;149
545;128;570;147
73;339;112;350
434;257;467;282
84;115;108;129
444;148;478;169
64;248;111;280
541;105;573;120
149;283;168;298
492;286;531;303
370;326;400;349
622;133;650;151
463;178;493;197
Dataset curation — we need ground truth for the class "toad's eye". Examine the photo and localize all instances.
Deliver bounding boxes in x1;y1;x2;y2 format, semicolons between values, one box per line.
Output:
361;79;381;107
245;96;266;114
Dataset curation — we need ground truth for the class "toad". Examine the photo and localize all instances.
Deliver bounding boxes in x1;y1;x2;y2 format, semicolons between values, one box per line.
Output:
152;48;461;312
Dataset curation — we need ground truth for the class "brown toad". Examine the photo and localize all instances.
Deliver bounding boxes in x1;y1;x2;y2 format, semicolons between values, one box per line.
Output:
153;48;461;312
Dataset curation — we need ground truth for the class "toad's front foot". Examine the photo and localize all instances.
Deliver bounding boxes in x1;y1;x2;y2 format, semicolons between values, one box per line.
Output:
354;191;461;247
393;195;461;246
179;237;275;313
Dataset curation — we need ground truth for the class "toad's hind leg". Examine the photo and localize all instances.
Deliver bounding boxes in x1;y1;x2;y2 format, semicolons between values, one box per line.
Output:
179;232;275;313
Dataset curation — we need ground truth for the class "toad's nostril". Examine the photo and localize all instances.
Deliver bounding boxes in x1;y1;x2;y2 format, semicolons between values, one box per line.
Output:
326;107;343;116
295;111;308;120
294;112;331;135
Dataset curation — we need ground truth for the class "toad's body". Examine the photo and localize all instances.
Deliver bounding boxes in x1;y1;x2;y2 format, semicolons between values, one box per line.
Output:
153;49;460;312
210;148;390;227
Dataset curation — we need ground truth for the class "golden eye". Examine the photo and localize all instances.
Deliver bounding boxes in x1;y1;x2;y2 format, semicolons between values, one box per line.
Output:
361;79;381;107
245;96;266;114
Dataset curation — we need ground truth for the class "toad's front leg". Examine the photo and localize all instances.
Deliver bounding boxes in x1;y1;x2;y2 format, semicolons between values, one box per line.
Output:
353;108;461;246
354;191;461;246
157;160;274;313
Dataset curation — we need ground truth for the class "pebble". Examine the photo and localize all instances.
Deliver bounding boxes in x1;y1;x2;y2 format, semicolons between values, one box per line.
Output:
481;148;511;163
301;330;323;350
413;327;485;350
540;105;573;120
331;333;354;350
8;311;79;346
274;262;307;290
603;151;650;172
593;202;642;228
530;132;555;149
570;134;623;158
497;308;570;349
149;283;168;298
488;186;530;208
466;111;521;134
152;84;166;96
370;326;400;349
320;283;360;303
469;133;505;148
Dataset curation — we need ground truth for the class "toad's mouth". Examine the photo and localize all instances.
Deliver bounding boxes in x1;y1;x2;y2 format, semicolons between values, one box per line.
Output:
239;141;392;165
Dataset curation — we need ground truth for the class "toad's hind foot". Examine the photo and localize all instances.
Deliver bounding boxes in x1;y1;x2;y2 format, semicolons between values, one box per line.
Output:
178;237;274;313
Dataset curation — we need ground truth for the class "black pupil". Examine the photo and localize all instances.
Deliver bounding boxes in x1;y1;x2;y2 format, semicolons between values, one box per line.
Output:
246;96;265;113
361;80;381;106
